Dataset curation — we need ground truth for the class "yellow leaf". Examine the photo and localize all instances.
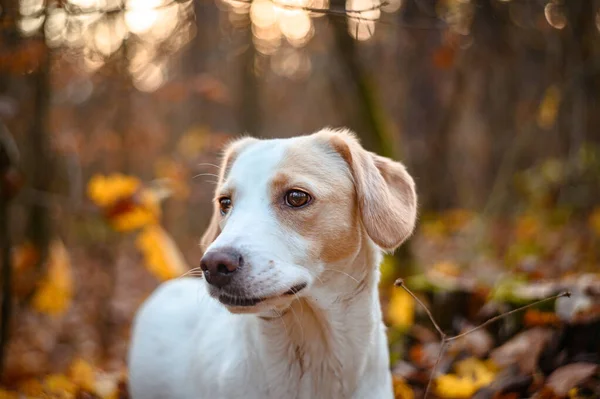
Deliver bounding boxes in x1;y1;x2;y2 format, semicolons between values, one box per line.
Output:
537;85;561;130
87;174;165;232
110;202;159;232
435;374;478;399
43;373;77;396
435;357;497;398
31;240;73;315
87;174;140;208
387;286;414;328
454;358;497;383
69;358;96;392
136;225;188;281
393;376;414;399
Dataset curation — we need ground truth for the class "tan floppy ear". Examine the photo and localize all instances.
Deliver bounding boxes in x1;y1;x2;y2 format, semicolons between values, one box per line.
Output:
199;136;259;254
326;129;417;251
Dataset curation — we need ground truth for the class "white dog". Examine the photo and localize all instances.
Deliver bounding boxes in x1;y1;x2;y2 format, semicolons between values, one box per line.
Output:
128;128;417;399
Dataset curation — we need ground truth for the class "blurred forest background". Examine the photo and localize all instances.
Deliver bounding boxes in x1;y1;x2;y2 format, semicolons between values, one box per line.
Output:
0;0;599;398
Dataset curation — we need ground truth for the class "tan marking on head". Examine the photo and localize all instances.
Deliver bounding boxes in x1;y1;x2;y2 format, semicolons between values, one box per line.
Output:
270;136;361;265
316;128;418;251
200;136;259;254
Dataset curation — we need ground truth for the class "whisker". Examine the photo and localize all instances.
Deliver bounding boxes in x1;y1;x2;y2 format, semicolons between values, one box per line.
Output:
292;290;304;318
183;273;204;278
197;162;222;170
322;268;359;283
275;309;289;337
307;270;324;285
179;267;204;279
193;172;220;179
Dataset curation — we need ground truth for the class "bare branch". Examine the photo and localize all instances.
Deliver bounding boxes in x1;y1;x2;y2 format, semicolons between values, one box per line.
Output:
446;291;571;343
425;341;446;396
394;278;572;399
395;279;447;339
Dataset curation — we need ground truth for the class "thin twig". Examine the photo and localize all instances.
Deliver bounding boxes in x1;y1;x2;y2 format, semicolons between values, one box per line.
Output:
447;291;571;343
394;279;446;339
394;278;571;399
424;341;446;395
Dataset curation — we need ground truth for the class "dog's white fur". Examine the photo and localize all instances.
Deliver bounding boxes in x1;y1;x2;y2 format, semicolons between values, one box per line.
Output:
128;128;417;399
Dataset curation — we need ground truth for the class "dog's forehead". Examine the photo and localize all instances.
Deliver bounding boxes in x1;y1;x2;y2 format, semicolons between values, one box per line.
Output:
227;138;290;183
226;135;340;184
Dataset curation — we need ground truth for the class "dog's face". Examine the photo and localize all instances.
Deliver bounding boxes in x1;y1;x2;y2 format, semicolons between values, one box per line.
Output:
199;129;417;313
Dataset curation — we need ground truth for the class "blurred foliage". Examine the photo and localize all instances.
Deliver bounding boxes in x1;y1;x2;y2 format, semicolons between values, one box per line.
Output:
434;358;498;398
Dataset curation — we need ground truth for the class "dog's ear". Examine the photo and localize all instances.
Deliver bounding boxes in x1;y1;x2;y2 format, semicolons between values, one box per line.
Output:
325;129;417;251
200;136;258;254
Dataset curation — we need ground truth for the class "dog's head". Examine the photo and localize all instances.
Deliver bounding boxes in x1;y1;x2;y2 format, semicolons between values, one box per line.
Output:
199;128;417;313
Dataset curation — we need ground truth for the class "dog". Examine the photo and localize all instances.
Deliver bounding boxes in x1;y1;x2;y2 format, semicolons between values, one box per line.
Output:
127;128;417;399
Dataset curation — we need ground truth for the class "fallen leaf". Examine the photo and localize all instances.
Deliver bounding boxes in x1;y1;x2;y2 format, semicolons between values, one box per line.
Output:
472;373;533;399
544;363;598;397
490;327;554;374
435;358;497;399
69;359;96;393
393;375;414;399
44;373;77;396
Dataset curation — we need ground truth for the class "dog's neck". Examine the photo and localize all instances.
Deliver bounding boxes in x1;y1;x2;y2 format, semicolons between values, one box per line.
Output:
251;239;385;397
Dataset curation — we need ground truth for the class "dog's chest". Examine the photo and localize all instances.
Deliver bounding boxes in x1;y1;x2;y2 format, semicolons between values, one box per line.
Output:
250;336;363;399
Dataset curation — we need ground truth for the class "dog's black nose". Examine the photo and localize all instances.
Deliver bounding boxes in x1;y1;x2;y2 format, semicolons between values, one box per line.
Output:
200;249;243;288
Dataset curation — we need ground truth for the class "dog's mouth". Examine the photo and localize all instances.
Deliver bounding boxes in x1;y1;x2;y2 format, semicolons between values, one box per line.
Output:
218;282;307;307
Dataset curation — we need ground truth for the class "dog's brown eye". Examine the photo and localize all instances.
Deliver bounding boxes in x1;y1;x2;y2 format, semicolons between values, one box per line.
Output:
219;197;232;215
285;190;311;208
